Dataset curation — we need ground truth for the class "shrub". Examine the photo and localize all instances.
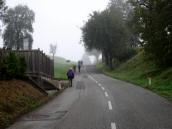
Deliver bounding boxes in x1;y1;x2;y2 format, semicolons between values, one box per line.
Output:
0;52;27;80
0;58;8;80
6;52;20;79
118;48;137;62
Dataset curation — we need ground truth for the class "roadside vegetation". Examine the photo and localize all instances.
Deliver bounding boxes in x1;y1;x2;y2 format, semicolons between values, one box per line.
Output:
0;80;48;129
54;56;75;80
97;52;172;101
82;0;172;100
0;52;26;80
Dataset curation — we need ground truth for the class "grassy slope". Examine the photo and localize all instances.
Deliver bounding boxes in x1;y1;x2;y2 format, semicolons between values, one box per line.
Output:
97;52;172;101
54;56;75;80
0;80;48;129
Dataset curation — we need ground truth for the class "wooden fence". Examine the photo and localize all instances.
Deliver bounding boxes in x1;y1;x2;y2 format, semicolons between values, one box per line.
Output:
0;49;54;79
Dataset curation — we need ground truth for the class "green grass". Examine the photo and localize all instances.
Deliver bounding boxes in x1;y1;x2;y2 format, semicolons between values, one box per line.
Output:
97;52;172;101
54;56;75;80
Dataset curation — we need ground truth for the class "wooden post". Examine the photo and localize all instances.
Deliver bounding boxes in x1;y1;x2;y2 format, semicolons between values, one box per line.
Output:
148;77;152;86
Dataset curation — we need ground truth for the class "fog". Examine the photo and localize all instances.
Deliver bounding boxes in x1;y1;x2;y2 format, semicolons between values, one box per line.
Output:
1;0;108;61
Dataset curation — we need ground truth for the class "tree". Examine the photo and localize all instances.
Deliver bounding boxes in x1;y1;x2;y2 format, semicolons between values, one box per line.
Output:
49;44;57;60
0;0;6;19
129;0;172;67
3;5;35;50
82;5;129;69
0;0;7;33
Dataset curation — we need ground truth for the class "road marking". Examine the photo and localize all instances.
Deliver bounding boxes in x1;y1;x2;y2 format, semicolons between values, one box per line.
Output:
89;75;98;83
111;122;116;129
101;87;105;90
89;75;95;81
108;101;113;110
98;83;101;86
105;92;109;97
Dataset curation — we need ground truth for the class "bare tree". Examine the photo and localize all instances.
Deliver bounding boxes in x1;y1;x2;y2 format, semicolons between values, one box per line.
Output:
50;43;57;60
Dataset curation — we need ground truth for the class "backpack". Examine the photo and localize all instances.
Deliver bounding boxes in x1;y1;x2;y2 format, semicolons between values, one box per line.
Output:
67;70;74;79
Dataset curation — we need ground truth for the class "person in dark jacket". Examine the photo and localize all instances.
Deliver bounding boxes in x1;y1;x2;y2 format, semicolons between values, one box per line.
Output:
66;68;75;87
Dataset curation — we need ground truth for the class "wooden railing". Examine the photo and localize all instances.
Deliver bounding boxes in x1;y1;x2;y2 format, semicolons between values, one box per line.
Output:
0;49;54;79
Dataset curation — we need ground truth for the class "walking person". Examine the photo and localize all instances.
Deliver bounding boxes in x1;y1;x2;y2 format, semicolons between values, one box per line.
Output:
78;61;81;73
66;68;75;87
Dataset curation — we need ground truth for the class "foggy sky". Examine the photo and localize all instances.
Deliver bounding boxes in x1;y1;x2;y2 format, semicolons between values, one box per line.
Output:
1;0;108;61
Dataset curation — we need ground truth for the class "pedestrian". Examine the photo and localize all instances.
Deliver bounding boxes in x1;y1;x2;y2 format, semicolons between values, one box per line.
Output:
66;68;75;87
78;61;81;73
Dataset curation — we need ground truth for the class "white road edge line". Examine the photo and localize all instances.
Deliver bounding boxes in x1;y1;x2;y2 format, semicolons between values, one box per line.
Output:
108;101;113;110
105;92;109;97
111;122;116;129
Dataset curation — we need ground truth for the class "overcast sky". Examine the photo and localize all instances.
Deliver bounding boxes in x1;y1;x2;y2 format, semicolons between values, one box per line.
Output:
2;0;108;61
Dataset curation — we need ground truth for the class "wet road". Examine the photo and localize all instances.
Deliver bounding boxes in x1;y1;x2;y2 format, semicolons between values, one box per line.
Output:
8;66;172;129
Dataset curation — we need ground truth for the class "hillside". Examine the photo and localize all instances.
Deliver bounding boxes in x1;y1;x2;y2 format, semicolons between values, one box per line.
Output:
98;52;172;101
54;56;75;80
0;80;48;129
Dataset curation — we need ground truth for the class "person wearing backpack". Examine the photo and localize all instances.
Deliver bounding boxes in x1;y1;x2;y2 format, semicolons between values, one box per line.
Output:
66;68;75;87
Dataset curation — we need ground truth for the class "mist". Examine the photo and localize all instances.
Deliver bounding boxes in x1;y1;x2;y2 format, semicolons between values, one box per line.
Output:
1;0;108;61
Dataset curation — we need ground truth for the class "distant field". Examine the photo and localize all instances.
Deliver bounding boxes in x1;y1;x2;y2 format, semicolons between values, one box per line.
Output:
54;56;75;80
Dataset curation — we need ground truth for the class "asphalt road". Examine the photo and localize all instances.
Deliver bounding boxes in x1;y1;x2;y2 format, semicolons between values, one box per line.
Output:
8;66;172;129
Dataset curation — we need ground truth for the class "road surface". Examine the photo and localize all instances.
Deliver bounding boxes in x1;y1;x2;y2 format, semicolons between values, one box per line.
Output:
8;66;172;129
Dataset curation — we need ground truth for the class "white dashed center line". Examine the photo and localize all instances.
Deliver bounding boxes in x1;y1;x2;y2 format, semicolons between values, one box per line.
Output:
105;92;109;97
108;101;113;110
89;76;96;82
89;75;116;129
111;122;116;129
101;87;105;90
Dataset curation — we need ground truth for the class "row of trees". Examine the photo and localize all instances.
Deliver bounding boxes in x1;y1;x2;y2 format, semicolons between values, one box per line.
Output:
82;0;172;69
82;0;137;69
0;0;35;50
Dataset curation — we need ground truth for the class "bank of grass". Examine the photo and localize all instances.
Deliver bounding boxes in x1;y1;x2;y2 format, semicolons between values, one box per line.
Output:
0;80;49;129
97;52;172;101
54;56;75;80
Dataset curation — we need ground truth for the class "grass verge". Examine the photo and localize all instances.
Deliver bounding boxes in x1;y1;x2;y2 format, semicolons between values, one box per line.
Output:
97;52;172;101
0;80;49;129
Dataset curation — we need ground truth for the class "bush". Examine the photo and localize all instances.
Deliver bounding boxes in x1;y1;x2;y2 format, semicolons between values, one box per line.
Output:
118;48;137;62
6;53;20;79
0;52;27;80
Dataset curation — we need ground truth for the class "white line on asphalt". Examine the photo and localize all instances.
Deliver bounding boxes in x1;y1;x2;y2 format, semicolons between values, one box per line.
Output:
89;75;97;83
111;122;116;129
105;92;109;97
108;101;113;110
98;83;101;86
101;87;105;90
89;75;95;81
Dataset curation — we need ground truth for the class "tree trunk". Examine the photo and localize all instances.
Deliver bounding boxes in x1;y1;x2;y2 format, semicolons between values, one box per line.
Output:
102;51;105;63
109;53;113;70
104;52;109;66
